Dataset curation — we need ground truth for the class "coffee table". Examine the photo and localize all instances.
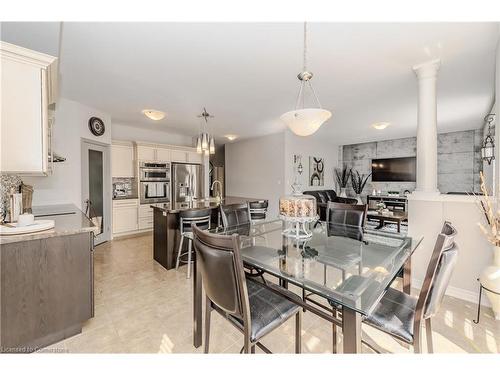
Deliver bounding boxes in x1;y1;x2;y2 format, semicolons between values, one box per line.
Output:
367;210;408;233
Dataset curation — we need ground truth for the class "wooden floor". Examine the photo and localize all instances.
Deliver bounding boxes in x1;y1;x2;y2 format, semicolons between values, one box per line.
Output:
41;233;500;354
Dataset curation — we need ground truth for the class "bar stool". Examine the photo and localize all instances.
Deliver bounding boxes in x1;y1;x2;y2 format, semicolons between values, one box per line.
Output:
175;208;211;279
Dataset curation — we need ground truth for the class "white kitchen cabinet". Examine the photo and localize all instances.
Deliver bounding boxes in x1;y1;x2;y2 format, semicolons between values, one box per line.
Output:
111;144;135;177
0;42;57;175
155;147;171;162
187;151;202;164
137;146;156;161
138;204;154;230
171;150;188;163
112;199;139;234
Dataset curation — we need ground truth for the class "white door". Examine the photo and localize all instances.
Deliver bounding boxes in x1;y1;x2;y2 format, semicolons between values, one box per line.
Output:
82;140;111;245
137;146;156;161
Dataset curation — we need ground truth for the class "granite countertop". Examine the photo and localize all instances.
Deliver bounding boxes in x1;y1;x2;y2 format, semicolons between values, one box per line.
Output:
0;204;95;245
112;196;139;200
152;196;262;214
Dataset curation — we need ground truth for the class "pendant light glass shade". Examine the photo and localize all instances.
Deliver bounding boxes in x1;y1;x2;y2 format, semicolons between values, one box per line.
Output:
281;108;332;137
201;133;208;150
209;136;215;154
196;136;202;154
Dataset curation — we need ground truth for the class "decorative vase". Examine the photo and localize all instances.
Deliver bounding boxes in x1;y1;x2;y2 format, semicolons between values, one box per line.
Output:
480;245;500;320
355;194;363;205
339;188;347;198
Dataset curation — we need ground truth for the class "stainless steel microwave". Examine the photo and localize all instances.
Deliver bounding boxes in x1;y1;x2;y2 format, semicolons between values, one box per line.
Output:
139;162;170;182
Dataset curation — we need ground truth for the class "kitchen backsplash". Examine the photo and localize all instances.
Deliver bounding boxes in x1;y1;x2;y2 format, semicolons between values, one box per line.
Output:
112;177;137;199
0;174;22;222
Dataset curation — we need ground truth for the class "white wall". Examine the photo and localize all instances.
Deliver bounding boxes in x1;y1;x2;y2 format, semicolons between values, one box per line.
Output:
408;195;493;306
283;130;339;194
23;97;112;209
225;133;285;217
225;130;340;217
112;123;193;147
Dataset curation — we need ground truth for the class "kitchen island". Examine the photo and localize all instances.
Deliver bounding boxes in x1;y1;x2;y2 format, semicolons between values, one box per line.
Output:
152;196;262;270
0;204;95;352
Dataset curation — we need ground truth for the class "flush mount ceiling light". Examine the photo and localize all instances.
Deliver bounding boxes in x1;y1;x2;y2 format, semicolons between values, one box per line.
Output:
372;122;390;130
196;108;215;155
225;135;237;141
280;22;332;137
142;109;165;121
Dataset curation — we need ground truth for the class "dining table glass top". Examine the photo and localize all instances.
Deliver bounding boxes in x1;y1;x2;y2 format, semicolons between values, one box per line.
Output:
209;219;422;315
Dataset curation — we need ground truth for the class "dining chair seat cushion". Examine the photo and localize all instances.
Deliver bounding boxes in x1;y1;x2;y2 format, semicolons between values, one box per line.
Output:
227;279;300;342
364;287;417;343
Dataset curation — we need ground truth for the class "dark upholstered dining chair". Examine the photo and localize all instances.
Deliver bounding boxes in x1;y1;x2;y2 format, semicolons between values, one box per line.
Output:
361;221;458;353
220;203;251;227
326;202;367;241
192;224;302;354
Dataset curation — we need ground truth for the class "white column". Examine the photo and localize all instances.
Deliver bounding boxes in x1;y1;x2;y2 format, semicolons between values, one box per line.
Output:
412;59;441;196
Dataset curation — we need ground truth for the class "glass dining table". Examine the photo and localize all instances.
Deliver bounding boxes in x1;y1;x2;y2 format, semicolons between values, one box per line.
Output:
192;219;423;353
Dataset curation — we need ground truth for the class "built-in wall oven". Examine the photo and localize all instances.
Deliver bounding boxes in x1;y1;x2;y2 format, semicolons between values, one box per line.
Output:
139;162;171;204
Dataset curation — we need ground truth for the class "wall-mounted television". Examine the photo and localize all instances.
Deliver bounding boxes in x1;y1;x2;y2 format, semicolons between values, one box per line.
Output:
371;157;416;182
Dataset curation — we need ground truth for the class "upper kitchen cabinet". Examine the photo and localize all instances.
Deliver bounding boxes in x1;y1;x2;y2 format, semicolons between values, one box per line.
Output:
136;143;171;162
111;142;135;177
0;42;58;176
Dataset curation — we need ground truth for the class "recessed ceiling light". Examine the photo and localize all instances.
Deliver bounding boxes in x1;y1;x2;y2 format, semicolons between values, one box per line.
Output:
225;135;237;141
372;122;390;130
142;109;165;121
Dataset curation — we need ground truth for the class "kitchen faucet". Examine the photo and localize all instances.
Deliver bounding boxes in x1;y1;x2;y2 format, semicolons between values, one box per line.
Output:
211;180;223;201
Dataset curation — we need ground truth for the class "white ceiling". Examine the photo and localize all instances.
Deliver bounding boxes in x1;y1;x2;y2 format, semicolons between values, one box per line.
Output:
1;22;498;145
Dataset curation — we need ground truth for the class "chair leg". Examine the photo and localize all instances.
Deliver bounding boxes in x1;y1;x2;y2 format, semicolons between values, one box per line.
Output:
414;324;421;353
204;297;212;354
425;318;434;353
250;345;256;353
175;234;184;269
295;310;302;354
187;239;192;279
332;309;337;353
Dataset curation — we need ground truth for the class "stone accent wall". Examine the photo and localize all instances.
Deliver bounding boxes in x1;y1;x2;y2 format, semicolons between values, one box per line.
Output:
341;129;483;196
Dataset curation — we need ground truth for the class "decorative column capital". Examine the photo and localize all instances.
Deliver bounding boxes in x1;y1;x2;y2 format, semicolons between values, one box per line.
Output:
413;59;441;79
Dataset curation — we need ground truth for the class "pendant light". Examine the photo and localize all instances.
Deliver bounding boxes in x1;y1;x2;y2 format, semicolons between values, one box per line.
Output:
481;114;496;165
281;22;332;137
196;108;216;155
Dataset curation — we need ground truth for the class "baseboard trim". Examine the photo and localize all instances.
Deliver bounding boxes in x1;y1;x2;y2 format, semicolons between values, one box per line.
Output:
412;278;491;307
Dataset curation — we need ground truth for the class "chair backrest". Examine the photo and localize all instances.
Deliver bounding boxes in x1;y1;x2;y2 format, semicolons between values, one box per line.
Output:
334;197;358;205
179;208;211;232
192;225;250;321
416;221;458;321
327;201;367;227
220;203;251;228
249;200;268;220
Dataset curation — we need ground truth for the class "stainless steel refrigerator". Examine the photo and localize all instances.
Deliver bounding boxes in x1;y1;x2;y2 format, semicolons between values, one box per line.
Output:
171;163;204;204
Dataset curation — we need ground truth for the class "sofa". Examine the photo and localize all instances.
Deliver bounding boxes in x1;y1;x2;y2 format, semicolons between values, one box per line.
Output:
302;189;358;221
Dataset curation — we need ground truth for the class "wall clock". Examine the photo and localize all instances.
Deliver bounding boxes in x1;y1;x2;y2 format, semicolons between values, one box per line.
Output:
88;117;105;137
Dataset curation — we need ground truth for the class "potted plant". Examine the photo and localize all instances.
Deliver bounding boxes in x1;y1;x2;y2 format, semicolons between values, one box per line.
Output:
334;166;351;197
350;170;372;204
474;171;500;320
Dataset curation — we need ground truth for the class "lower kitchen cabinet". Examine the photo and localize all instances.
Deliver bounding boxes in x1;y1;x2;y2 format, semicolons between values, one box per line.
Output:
112;199;139;234
139;204;154;230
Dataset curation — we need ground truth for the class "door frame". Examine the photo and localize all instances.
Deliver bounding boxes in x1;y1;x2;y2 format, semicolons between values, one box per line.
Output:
81;138;111;244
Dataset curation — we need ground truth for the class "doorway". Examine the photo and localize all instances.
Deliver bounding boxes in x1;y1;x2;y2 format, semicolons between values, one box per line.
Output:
82;139;111;245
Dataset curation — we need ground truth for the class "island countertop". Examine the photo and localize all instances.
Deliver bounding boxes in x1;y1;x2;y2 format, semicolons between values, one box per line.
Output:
151;196;263;214
0;204;95;245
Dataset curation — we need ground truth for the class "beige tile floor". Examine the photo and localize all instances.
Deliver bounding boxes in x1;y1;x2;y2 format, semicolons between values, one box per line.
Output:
41;233;500;354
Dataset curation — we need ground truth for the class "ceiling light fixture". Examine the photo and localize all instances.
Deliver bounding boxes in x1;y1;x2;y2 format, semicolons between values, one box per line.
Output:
196;108;215;155
280;22;332;137
225;135;237;141
372;122;390;130
142;109;165;121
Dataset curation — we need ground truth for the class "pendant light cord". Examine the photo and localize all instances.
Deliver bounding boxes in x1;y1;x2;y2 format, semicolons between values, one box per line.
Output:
303;22;308;72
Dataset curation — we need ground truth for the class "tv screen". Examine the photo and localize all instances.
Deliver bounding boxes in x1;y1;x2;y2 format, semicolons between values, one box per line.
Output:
371;157;416;182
